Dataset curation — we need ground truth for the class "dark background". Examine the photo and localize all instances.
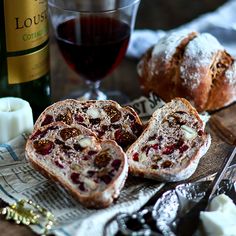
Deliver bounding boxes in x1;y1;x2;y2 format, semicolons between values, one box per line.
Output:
136;0;227;30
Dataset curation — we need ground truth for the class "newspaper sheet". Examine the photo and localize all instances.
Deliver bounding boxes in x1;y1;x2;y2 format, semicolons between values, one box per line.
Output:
0;134;164;236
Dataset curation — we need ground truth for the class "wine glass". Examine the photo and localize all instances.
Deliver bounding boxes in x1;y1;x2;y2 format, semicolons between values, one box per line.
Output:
48;0;140;101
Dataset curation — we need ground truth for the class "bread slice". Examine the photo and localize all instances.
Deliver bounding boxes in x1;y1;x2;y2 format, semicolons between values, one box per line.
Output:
25;122;128;208
33;99;143;149
126;98;211;182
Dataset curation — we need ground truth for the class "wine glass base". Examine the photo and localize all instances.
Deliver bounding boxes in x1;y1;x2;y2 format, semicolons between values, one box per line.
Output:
103;90;130;104
64;89;130;105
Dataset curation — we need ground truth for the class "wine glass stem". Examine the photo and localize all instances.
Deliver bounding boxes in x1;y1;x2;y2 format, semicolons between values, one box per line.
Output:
85;81;106;100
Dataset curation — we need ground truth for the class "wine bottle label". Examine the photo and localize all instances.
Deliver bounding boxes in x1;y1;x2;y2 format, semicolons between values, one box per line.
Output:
2;0;50;84
7;44;49;84
4;0;49;52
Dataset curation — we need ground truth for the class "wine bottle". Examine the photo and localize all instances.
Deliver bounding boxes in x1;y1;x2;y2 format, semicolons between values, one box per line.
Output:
0;0;51;119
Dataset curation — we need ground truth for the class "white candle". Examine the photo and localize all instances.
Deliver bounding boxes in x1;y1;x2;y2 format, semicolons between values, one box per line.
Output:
0;97;34;144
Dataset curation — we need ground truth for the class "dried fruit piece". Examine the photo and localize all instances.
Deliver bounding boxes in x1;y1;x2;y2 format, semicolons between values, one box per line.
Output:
87;170;96;177
55;139;71;152
153;155;162;162
79;182;86;191
141;145;147;152
97;169;108;177
55;139;64;145
88;151;98;156
115;129;136;148
101;125;110;131
96;129;105;138
73;143;84;152
111;124;121;130
151;144;159;151
96;125;110;138
111;159;122;170
166;114;186;126
89;118;101;125
133;152;139;161
100;175;112;184
198;130;204;136
145;144;159;155
56;109;73;125
81;107;88;113
176;139;184;148
54;160;64;169
162;144;176;155
33;140;54;155
70;172;80;184
151;164;158;169
127;113;135;121
104;105;121;123
79;123;88;128
31;130;46;140
148;134;157;141
60;128;80;141
61;144;71;152
82;155;89;161
131;123;143;136
94;151;111;168
75;114;84;123
31;126;58;140
161;160;173;168
41;115;54;126
179;144;189;153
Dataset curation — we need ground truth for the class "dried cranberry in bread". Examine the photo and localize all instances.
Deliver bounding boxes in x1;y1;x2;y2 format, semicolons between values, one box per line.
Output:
138;30;236;112
126;98;211;182
25;122;128;208
34;99;143;149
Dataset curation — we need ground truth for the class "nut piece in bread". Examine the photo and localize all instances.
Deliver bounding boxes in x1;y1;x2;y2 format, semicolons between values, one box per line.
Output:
25;122;128;208
34;99;143;149
126;98;211;182
138;30;236;112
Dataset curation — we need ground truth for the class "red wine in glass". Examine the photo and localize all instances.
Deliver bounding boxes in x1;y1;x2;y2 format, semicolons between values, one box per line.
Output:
56;16;131;82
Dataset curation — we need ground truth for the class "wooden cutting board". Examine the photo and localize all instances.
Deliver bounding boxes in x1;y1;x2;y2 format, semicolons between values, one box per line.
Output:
210;103;236;146
189;102;236;182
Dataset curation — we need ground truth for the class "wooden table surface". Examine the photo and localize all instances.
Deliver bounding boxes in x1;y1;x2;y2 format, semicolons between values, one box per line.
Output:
1;1;233;235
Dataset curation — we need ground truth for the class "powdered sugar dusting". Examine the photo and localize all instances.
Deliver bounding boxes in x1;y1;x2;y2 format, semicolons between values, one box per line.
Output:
225;60;236;84
180;33;224;89
180;66;201;89
151;30;195;60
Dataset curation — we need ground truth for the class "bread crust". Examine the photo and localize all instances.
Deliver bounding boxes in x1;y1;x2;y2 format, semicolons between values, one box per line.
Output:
126;98;211;182
138;31;236;112
25;122;128;208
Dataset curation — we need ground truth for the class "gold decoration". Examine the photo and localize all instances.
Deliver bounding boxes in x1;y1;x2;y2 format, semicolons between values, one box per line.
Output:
0;199;55;235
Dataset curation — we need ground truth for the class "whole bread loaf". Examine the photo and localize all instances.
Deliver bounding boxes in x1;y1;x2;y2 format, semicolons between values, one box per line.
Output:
33;99;143;149
138;31;236;112
126;98;211;182
25;122;128;208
